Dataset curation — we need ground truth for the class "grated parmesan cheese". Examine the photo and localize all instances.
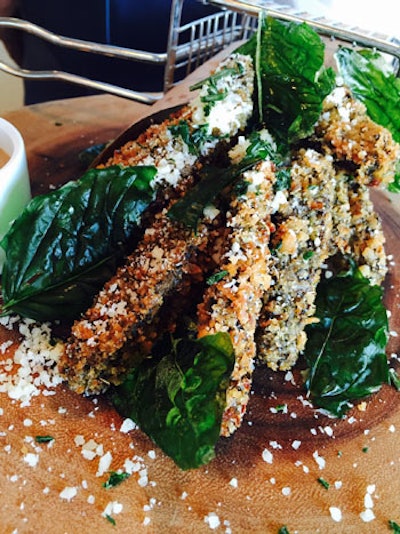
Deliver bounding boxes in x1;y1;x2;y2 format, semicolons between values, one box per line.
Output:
0;316;64;406
59;486;78;501
329;506;342;522
313;450;326;470
204;512;221;530
96;450;112;477
102;501;123;518
262;448;273;464
23;452;39;467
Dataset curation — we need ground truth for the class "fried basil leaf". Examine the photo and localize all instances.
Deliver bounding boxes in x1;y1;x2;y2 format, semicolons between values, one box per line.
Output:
304;264;389;417
237;15;336;145
0;165;156;320
112;332;235;470
335;47;400;143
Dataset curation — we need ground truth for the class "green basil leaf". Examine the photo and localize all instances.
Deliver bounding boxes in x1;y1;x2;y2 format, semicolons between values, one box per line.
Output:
304;264;389;417
112;332;235;470
78;142;108;167
388;170;400;193
0;165;156;321
335;47;400;143
335;47;400;192
236;15;336;145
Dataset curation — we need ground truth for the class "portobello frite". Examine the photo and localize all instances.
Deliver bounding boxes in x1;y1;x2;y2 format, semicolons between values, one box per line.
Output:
0;16;399;469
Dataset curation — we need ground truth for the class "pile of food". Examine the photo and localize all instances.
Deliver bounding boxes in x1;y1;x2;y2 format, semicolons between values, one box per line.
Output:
1;16;399;469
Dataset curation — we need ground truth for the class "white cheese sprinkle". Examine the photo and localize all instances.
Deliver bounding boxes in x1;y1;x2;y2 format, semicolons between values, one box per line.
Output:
120;418;137;433
360;509;375;522
96;451;112;477
329;506;342;522
23;453;39;467
204;512;221;530
262;448;273;464
0;316;64;405
102;501;123;518
313;450;326;470
59;486;78;501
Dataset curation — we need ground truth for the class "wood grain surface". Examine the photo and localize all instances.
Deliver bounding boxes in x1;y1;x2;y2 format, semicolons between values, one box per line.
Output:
1;46;400;534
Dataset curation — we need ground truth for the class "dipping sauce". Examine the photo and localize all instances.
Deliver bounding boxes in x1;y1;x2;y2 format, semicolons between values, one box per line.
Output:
0;118;31;273
0;148;10;169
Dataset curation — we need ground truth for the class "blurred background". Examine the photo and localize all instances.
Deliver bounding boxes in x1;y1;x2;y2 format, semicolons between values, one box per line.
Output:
0;0;398;114
0;40;23;113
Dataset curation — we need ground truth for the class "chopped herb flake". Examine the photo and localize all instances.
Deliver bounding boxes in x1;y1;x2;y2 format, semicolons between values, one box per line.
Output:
103;471;130;489
389;367;400;391
189;65;243;92
389;520;400;533
169;121;217;156
271;241;282;256
234;179;250;196
206;270;229;286
35;435;54;443
303;250;314;260
278;527;290;534
105;515;116;526
274;168;291;192
201;88;227;104
317;477;330;489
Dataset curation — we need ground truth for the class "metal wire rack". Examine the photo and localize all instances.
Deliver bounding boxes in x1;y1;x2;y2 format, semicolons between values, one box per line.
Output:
0;0;255;103
164;6;257;90
207;0;400;62
0;0;398;104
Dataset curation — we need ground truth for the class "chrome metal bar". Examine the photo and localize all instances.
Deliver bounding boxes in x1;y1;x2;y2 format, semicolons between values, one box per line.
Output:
0;16;171;102
0;60;163;103
0;17;167;64
163;0;184;91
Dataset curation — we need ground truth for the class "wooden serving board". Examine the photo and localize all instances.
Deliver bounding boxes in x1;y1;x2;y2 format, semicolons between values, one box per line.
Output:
1;51;400;534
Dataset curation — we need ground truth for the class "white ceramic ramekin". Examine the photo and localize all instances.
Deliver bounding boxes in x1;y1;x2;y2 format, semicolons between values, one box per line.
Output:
0;117;31;273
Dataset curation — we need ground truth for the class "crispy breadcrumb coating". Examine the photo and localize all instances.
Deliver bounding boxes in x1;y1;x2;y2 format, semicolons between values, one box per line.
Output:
60;53;255;395
197;160;276;436
315;86;399;187
256;149;336;371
